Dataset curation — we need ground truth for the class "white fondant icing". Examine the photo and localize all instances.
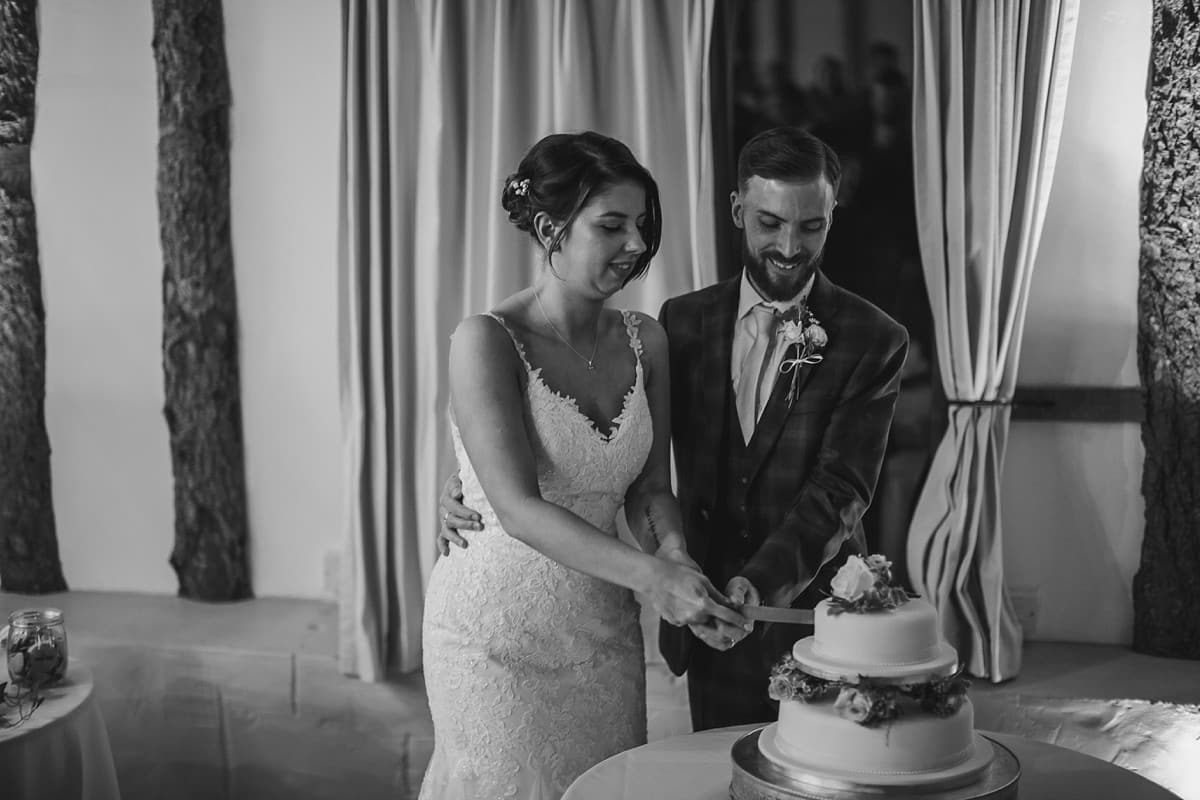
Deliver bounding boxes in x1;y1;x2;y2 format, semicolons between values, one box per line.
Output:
770;697;976;775
791;637;958;683
812;597;940;665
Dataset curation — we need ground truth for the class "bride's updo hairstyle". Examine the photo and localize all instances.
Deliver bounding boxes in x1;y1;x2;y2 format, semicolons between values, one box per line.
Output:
501;131;662;286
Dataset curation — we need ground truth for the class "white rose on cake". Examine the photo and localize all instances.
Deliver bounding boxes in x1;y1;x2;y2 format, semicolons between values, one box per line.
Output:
833;687;873;724
830;555;876;603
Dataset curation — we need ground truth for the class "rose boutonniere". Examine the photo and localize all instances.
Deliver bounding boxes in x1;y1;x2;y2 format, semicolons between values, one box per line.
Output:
778;305;827;407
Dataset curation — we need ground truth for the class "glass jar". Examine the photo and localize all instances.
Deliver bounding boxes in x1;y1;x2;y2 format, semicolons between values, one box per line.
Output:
1;608;69;688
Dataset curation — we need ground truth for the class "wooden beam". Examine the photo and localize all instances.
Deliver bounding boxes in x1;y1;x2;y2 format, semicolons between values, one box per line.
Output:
1010;386;1144;423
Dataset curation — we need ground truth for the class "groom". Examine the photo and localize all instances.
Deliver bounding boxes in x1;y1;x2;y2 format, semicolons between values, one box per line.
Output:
441;127;907;731
657;127;906;730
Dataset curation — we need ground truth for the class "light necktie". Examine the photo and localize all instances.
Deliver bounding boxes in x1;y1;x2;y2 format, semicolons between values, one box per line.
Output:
735;304;781;443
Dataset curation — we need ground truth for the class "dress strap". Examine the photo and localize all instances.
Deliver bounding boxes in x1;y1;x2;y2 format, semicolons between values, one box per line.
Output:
483;312;534;372
619;310;645;363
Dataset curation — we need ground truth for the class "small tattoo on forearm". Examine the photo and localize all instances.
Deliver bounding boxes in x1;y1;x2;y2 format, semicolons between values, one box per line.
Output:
643;507;661;541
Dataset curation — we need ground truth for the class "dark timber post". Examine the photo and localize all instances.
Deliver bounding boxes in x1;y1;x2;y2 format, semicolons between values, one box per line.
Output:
1136;0;1200;658
0;0;68;594
152;0;252;600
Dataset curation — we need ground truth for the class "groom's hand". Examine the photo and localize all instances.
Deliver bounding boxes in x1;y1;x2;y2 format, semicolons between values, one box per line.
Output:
689;576;758;651
438;473;482;556
725;576;761;609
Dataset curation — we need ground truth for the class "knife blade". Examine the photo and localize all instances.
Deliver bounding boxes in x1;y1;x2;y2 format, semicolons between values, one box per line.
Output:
741;605;814;625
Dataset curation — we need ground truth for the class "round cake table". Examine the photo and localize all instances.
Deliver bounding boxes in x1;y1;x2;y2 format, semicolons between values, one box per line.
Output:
562;724;1183;800
0;660;122;800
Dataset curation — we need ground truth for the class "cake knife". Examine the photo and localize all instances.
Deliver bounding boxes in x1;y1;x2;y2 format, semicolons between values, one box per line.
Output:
741;605;814;625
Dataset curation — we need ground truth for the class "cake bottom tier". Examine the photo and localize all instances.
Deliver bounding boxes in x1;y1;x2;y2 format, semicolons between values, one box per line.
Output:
764;697;982;783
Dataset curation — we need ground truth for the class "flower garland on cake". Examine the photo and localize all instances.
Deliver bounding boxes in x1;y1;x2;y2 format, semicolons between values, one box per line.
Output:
767;554;969;727
768;655;971;728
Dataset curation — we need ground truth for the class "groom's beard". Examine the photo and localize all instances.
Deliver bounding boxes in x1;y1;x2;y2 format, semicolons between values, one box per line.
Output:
742;236;824;302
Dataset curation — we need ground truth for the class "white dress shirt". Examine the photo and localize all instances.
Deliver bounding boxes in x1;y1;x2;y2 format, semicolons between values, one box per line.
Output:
730;270;815;437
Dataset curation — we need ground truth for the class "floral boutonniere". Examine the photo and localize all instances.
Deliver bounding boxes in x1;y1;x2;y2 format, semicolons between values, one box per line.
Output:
778;305;827;407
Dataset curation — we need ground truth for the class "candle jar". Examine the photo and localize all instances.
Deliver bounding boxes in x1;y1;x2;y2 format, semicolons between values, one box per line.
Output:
1;608;69;688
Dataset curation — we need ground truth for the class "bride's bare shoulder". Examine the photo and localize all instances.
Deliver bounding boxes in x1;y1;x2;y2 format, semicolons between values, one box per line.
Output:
485;293;539;335
451;314;521;367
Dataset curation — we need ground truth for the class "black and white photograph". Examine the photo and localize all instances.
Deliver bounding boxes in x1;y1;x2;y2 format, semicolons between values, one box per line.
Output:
0;1;1196;799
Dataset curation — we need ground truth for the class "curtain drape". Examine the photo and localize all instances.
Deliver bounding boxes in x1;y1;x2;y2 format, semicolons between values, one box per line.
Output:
906;0;1078;682
338;0;718;681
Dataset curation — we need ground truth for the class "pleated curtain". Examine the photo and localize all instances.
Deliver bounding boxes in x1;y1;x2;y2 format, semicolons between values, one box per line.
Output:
338;0;718;680
906;0;1079;682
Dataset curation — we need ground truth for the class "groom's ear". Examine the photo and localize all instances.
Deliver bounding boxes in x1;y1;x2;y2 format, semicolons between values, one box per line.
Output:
730;189;745;230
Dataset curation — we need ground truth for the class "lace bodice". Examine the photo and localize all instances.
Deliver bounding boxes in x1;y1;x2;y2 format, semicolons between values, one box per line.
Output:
452;310;652;536
420;309;652;800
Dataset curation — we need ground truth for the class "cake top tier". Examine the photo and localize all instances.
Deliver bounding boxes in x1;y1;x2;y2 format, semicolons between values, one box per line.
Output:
790;555;959;682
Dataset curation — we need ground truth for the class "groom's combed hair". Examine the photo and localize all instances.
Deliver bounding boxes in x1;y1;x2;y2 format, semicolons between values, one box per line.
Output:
501;131;662;286
737;127;841;194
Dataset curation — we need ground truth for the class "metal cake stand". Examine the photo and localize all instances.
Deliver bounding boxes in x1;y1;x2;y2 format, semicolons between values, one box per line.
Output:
729;726;1020;800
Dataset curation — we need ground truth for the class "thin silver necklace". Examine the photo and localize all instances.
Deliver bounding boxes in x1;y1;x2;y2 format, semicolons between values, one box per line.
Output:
534;292;599;371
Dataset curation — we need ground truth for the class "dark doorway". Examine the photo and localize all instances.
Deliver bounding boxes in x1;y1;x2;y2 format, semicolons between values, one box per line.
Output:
710;0;938;587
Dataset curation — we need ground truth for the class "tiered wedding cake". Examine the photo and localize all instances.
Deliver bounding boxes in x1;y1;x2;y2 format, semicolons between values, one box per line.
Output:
731;555;1018;799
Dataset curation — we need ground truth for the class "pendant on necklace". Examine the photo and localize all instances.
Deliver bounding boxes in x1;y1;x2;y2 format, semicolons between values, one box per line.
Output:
587;362;595;371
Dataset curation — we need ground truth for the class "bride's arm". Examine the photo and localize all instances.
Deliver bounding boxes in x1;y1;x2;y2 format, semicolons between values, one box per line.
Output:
621;315;690;562
624;314;755;651
451;315;743;629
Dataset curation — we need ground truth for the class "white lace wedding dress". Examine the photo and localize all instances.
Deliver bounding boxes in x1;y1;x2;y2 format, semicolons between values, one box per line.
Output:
419;311;651;800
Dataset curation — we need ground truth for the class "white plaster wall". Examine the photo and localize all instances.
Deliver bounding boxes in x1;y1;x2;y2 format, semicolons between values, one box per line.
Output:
1003;0;1151;644
34;0;341;598
223;1;341;598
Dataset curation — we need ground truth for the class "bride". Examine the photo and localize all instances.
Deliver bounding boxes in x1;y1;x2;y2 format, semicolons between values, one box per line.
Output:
419;131;749;799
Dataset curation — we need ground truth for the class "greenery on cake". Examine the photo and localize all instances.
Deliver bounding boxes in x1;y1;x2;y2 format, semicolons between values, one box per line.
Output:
768;655;971;727
826;554;911;615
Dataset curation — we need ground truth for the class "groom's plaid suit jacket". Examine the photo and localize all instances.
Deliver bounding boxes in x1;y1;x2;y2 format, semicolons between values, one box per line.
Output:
657;270;908;678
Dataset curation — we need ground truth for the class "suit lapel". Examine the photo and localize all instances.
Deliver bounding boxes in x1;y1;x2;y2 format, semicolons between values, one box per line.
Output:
745;271;842;466
694;279;739;496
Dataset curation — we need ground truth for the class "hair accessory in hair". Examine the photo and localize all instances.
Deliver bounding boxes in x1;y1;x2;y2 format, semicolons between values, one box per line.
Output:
510;177;531;197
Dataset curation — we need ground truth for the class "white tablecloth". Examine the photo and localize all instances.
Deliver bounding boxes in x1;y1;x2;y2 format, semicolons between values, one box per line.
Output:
0;660;121;800
564;724;1184;800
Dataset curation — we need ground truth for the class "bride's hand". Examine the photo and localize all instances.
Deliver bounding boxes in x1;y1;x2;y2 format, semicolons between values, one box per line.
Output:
646;560;749;630
654;542;701;573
